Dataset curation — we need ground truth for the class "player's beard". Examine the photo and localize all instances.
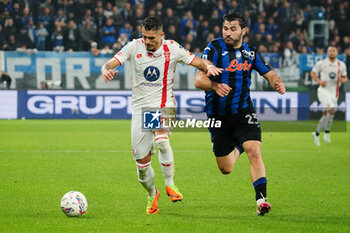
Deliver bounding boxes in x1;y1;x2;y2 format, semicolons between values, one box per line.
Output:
145;44;155;52
224;31;243;48
145;41;160;52
328;54;337;60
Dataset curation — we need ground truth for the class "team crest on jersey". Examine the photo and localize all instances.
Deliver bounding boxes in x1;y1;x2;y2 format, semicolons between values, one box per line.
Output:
242;50;255;60
329;72;337;80
235;51;242;59
144;66;160;82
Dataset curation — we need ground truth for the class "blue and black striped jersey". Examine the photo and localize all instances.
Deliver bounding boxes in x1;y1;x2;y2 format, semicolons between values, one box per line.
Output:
202;38;271;116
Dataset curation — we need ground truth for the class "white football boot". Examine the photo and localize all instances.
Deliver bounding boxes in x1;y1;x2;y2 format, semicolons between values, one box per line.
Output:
324;133;331;144
256;198;271;216
312;132;320;146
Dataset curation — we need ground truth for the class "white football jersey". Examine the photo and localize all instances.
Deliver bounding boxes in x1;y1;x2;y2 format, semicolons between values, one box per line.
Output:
114;39;196;113
312;58;347;98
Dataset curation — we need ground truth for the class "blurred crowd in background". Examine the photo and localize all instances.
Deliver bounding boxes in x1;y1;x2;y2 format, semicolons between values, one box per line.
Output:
0;0;350;56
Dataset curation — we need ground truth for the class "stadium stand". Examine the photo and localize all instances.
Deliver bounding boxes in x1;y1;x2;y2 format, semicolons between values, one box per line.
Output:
0;0;349;55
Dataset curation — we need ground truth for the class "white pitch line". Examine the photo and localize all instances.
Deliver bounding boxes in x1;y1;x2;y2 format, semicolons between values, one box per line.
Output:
0;150;209;153
0;150;130;153
0;149;345;153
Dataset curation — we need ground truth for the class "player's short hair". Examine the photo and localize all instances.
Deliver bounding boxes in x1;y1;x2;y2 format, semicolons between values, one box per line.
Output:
223;10;247;29
142;16;163;31
326;45;338;53
327;45;337;50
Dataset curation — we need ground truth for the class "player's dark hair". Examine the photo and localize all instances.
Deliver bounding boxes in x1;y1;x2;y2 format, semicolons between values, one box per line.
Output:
142;16;163;31
223;10;247;29
325;45;338;53
327;45;337;50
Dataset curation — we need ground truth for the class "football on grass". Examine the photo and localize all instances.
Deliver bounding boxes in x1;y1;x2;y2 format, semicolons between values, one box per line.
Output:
60;191;88;217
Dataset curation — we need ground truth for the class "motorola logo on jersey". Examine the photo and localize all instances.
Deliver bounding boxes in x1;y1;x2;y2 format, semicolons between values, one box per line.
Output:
144;66;160;82
329;72;337;80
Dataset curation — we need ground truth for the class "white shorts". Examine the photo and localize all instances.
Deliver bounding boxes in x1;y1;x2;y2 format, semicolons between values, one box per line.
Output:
131;113;156;160
317;88;337;110
131;108;176;160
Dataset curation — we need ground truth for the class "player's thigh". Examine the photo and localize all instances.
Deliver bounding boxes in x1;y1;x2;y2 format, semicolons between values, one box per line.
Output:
317;89;337;110
215;148;240;174
210;117;242;157
154;107;175;138
234;108;261;145
131;114;155;160
160;107;176;133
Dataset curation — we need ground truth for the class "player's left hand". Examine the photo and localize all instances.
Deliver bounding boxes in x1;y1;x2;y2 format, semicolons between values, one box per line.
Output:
206;66;223;77
340;77;348;84
103;69;119;82
275;82;286;94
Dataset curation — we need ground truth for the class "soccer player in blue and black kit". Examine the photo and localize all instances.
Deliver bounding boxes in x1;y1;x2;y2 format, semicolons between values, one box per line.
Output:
195;11;285;216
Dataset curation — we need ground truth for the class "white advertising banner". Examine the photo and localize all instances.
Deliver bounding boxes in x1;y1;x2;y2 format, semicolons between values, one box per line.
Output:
0;90;17;119
250;92;298;121
346;92;350;122
0;90;328;121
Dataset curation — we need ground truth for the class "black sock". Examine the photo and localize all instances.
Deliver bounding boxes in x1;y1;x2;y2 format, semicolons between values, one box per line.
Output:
253;177;267;201
325;131;330;133
316;131;320;136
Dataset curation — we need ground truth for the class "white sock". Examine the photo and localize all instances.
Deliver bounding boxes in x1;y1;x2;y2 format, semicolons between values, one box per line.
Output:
325;113;334;132
155;135;174;187
316;115;326;133
136;161;156;197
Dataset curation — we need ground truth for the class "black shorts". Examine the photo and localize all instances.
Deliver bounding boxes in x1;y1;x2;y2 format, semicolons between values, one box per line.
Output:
209;107;261;157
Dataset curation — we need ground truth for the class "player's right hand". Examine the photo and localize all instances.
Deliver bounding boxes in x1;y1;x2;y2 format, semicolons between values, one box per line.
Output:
275;81;286;94
206;66;223;77
319;80;326;87
212;82;232;97
103;70;119;83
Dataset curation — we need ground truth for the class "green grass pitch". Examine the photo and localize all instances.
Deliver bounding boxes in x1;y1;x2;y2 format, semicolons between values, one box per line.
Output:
0;120;349;233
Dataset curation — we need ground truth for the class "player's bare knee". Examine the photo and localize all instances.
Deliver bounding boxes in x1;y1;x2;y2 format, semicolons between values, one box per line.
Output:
220;170;231;175
217;161;234;174
136;152;151;164
245;145;261;161
219;166;233;175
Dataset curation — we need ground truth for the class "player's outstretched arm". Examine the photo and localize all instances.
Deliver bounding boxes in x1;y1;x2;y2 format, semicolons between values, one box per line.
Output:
194;69;232;97
190;57;223;76
101;58;121;83
263;70;286;94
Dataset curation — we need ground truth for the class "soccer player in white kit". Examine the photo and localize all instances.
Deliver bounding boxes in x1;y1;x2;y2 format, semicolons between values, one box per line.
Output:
310;46;347;146
101;16;222;214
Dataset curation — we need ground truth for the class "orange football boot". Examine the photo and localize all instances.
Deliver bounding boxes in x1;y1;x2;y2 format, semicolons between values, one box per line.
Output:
166;185;183;202
146;188;160;214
